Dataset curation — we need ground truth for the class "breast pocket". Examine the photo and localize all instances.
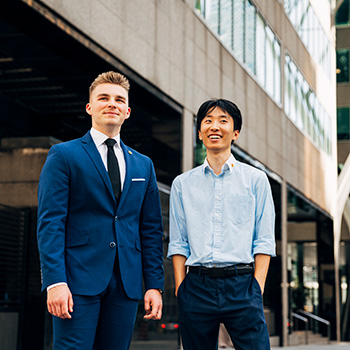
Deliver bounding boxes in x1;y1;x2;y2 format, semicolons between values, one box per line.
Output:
129;180;147;200
229;195;254;225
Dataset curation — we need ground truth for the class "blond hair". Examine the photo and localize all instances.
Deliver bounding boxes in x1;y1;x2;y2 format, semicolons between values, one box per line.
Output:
89;71;130;99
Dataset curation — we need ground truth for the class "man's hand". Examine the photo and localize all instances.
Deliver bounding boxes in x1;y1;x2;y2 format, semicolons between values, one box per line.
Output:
254;275;265;294
254;254;271;295
172;255;187;297
47;285;73;319
143;289;163;320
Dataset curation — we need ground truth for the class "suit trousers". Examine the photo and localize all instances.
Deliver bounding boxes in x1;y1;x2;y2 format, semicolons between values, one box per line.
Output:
52;264;138;350
177;272;270;350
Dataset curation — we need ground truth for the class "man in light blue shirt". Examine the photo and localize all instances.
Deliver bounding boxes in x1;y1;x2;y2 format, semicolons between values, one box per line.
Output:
168;99;275;350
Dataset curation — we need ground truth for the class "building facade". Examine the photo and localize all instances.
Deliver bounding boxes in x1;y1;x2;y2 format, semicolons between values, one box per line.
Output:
0;0;340;348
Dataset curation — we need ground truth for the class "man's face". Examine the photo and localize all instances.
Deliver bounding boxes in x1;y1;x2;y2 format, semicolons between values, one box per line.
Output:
86;83;131;133
198;107;239;153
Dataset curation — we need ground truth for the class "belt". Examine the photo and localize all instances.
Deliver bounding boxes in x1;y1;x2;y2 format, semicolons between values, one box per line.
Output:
188;263;254;278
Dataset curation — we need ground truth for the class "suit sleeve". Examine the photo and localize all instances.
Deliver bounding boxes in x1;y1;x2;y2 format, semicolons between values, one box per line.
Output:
139;159;164;291
37;145;70;291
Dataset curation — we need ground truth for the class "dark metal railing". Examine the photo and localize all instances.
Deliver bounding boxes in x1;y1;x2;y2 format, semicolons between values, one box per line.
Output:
291;312;309;344
297;309;331;344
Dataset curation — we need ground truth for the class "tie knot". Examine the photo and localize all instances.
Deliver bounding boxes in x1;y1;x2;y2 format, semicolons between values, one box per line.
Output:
105;138;117;148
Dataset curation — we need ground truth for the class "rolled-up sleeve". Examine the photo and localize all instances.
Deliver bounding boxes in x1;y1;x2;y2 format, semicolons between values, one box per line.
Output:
252;173;276;257
167;177;190;259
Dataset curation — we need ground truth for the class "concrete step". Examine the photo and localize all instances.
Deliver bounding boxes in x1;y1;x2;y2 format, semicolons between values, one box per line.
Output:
270;335;280;347
288;330;330;346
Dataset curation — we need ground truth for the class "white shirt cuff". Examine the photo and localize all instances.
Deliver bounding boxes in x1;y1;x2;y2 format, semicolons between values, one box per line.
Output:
47;282;67;291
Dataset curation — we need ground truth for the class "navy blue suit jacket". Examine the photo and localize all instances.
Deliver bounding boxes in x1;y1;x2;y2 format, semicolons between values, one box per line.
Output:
37;131;164;299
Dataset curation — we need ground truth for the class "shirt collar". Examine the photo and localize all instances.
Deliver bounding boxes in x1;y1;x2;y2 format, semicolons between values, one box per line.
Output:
202;154;236;174
90;127;121;148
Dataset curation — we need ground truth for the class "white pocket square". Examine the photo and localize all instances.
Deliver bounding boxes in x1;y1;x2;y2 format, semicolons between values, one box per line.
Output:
132;178;146;181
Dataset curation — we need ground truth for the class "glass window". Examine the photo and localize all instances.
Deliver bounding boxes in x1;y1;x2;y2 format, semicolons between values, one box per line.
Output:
284;53;332;155
313;100;320;146
195;0;205;15
220;0;233;49
284;1;332;80
301;80;309;133
295;71;303;129
265;26;275;98
337;49;350;83
274;39;281;104
289;59;298;124
195;0;282;106
245;0;256;74
205;0;219;34
319;108;325;147
337;107;350;140
284;55;291;117
233;0;244;62
284;0;292;18
300;0;309;43
314;23;320;65
309;5;315;46
256;13;266;87
327;116;332;155
336;0;350;25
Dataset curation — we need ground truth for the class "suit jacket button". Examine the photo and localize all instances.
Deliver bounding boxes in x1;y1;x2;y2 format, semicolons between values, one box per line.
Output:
109;242;116;248
115;216;118;221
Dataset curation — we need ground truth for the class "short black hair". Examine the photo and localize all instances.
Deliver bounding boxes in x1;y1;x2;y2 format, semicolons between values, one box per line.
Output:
196;99;242;132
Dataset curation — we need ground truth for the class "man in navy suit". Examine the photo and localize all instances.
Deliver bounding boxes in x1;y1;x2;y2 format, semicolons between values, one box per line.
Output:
37;71;164;349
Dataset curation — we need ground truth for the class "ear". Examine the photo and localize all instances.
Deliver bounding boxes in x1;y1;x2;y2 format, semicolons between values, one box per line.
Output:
232;130;240;142
198;130;203;140
86;103;92;116
125;107;131;119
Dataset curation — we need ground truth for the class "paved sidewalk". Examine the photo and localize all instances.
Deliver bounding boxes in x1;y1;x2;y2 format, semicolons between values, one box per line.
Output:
271;343;350;350
131;340;350;349
217;343;350;350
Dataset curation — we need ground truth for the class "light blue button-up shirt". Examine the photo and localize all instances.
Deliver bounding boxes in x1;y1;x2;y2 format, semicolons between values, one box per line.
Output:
167;154;276;267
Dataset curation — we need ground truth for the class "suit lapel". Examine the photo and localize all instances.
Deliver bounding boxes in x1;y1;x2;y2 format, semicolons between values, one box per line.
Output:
81;131;115;202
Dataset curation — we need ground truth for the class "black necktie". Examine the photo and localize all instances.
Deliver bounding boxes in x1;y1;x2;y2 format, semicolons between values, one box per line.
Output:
105;138;121;204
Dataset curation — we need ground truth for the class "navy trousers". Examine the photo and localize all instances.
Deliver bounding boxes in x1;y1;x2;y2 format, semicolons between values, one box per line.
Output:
177;272;270;350
52;266;138;350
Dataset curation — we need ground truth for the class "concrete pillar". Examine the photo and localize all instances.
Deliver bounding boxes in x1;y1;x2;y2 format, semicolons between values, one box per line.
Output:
182;108;194;172
281;179;289;346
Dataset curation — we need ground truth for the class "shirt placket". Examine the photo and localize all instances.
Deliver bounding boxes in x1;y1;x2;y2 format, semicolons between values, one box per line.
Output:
212;173;223;264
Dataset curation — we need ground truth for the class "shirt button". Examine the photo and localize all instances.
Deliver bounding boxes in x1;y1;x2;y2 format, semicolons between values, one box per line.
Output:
109;242;116;248
115;216;118;221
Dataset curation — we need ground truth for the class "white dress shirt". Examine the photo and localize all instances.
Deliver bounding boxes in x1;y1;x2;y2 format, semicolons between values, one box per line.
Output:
47;128;126;291
90;127;126;189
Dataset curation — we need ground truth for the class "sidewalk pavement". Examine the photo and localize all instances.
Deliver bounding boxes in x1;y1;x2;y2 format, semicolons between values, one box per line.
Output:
271;343;350;350
131;340;350;349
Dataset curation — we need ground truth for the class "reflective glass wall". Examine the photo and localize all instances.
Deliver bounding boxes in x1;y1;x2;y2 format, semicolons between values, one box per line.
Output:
284;54;332;155
336;0;350;26
195;0;333;157
284;0;332;79
195;0;281;104
337;107;350;141
337;49;350;83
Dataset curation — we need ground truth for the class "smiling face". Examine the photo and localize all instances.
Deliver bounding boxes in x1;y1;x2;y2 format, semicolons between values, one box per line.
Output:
198;106;239;154
85;83;131;137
